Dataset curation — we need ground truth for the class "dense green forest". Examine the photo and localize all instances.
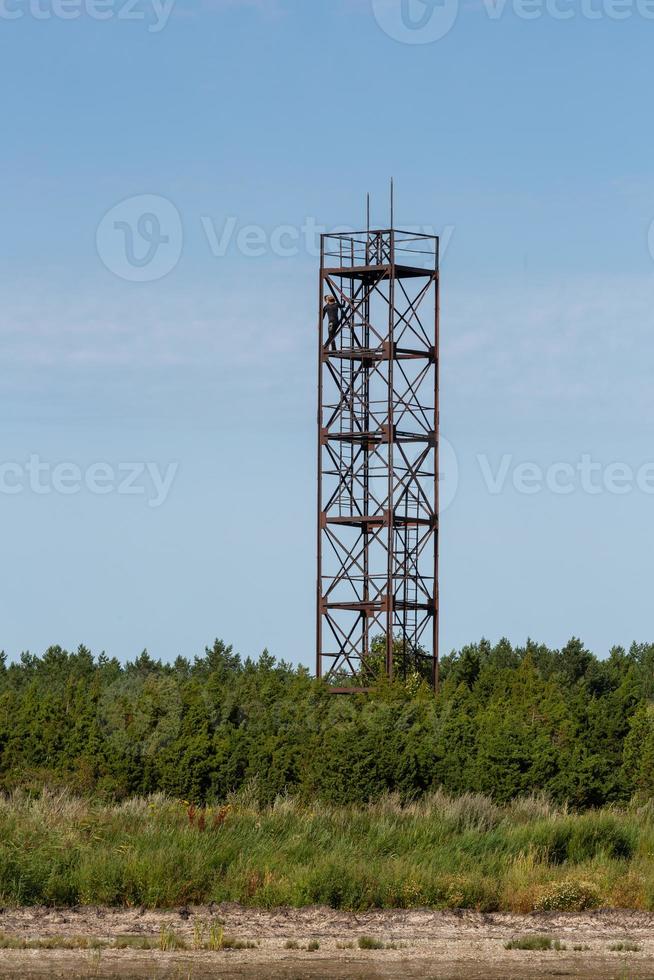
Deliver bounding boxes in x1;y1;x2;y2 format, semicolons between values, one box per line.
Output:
0;637;653;808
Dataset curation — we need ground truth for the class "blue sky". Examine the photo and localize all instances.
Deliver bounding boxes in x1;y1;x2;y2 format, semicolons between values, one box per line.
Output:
2;0;654;664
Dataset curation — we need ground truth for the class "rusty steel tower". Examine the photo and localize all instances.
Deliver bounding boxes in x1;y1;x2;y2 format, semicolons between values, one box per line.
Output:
316;213;439;691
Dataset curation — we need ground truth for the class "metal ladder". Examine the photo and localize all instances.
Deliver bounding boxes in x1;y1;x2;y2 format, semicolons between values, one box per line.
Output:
337;356;354;516
400;487;420;668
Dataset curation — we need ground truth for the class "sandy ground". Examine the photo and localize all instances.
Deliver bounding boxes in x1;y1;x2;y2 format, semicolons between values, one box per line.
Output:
0;905;651;978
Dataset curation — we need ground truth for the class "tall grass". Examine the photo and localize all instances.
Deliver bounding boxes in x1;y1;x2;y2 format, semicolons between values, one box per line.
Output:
0;788;650;912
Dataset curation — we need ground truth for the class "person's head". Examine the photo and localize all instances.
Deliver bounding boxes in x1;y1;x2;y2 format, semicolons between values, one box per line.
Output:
325;295;335;304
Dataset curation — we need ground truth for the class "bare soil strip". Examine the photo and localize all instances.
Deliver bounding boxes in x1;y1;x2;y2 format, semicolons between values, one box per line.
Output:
0;905;651;978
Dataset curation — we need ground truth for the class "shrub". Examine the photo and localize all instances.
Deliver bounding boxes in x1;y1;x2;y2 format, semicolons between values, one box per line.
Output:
533;879;601;912
505;936;565;951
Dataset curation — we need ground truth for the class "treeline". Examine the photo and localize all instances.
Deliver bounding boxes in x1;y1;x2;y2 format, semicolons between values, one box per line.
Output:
0;637;653;808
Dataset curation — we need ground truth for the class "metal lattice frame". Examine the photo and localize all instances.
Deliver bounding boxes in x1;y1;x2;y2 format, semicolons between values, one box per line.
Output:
316;228;439;691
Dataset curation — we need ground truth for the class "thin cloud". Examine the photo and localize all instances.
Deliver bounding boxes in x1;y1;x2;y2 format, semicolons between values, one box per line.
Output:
0;278;309;374
444;273;654;422
3;272;654;423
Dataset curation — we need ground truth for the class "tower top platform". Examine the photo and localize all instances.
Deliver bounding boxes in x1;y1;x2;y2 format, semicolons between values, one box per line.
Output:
321;228;439;279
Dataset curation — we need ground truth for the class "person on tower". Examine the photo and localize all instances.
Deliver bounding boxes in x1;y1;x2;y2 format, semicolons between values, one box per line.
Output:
322;294;344;352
